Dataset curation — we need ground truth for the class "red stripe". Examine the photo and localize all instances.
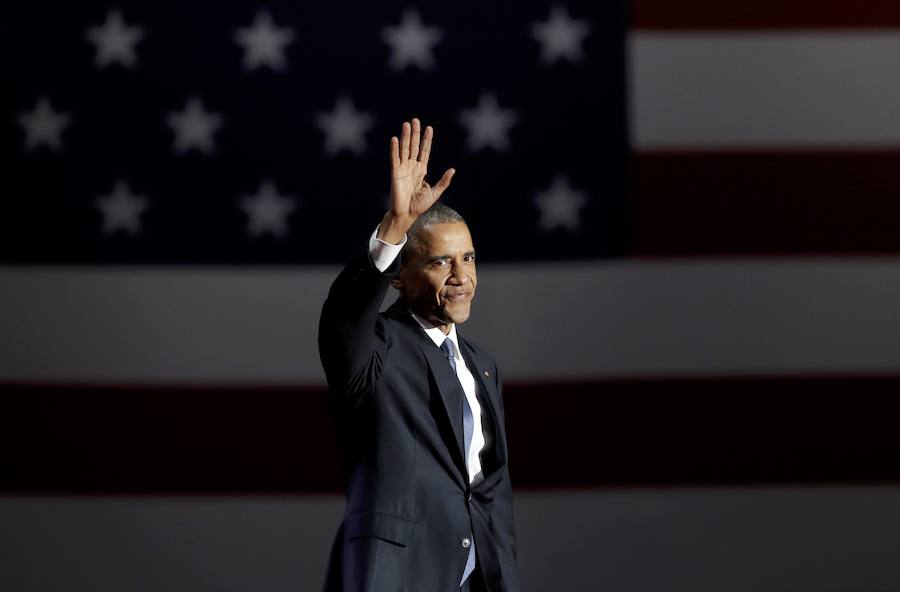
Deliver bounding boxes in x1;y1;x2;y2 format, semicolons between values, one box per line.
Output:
3;376;900;493
631;150;900;257
632;0;900;30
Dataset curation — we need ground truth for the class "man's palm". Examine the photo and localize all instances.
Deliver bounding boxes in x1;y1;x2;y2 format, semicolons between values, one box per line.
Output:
392;160;432;218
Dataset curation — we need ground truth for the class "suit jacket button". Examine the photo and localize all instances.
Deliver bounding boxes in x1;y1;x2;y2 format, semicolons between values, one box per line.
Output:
465;490;472;503
461;537;471;549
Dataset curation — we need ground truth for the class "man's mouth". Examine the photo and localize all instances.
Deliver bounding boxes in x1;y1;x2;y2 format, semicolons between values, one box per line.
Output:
443;291;470;303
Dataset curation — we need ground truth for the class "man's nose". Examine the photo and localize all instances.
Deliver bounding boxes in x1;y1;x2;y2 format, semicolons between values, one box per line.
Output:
448;263;469;284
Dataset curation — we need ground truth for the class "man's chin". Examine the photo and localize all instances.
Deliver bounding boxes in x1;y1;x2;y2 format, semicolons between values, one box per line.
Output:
440;305;471;325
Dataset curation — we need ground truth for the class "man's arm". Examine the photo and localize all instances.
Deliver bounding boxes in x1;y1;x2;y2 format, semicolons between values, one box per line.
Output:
317;118;455;406
318;243;397;406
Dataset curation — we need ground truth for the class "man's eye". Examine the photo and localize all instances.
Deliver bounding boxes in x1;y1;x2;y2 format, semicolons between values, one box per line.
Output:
464;255;475;263
433;260;449;267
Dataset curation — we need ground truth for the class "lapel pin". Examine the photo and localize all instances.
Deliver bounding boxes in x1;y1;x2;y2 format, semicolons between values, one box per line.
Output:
484;370;490;377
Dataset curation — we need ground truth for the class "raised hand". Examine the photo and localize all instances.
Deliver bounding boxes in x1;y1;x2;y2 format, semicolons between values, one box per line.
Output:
379;118;455;243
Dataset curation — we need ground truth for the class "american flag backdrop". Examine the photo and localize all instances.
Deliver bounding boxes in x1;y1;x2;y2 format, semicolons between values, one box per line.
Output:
4;1;900;591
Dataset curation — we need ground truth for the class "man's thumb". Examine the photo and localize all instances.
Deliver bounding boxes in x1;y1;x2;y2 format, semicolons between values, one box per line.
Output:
433;168;456;196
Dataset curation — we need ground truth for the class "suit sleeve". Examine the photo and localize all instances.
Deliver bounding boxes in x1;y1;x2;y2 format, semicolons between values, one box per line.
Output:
492;364;524;591
318;244;400;408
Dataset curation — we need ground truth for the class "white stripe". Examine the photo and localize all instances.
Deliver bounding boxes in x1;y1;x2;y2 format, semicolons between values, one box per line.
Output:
3;487;900;591
3;260;900;383
630;32;900;147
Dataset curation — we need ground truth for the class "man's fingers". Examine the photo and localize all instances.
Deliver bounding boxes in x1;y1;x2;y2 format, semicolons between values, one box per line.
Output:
400;121;411;161
390;136;400;170
409;118;421;161
419;125;434;166
431;168;456;198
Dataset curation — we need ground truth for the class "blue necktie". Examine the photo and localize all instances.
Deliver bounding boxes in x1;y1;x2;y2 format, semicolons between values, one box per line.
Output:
441;338;477;587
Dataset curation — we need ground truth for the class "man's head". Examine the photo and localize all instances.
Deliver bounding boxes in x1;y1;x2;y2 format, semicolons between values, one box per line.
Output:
392;203;477;331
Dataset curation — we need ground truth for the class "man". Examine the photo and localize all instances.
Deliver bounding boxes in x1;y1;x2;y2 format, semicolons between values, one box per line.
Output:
318;118;522;592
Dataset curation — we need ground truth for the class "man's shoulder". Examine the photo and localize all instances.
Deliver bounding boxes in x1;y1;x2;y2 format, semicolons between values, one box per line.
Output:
379;298;411;326
376;303;422;347
459;333;498;366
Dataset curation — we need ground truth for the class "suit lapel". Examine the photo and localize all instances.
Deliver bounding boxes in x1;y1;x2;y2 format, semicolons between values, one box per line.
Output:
420;339;468;472
384;300;508;487
385;300;469;482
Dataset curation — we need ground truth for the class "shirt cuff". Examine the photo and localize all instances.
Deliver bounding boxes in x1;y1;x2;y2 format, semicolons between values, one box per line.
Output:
369;225;407;273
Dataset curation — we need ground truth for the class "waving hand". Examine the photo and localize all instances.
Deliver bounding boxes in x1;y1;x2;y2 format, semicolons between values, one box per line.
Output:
378;118;455;243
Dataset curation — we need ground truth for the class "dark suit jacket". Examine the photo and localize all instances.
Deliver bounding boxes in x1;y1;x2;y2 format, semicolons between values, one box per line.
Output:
318;246;522;592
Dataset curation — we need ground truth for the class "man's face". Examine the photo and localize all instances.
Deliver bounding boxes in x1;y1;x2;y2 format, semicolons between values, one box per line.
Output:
393;222;477;329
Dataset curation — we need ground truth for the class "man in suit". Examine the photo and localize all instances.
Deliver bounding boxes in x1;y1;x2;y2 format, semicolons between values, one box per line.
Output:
318;118;522;592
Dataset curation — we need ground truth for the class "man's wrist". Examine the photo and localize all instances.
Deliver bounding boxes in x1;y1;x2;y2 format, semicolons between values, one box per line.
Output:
378;211;415;245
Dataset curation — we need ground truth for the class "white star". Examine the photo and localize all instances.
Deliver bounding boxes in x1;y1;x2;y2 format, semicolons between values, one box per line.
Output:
531;6;591;65
458;93;518;152
314;95;374;156
234;11;295;72
381;9;443;72
16;96;71;152
95;179;149;236
85;10;145;69
165;96;224;156
240;180;297;239
534;174;588;233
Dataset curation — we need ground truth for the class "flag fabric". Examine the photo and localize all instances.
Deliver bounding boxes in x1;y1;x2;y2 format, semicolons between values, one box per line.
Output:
3;0;900;495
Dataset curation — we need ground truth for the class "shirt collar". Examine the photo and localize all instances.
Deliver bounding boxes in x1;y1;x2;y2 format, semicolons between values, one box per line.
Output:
409;310;460;358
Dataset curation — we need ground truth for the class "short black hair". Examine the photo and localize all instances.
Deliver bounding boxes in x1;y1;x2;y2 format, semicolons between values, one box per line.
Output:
404;202;466;261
